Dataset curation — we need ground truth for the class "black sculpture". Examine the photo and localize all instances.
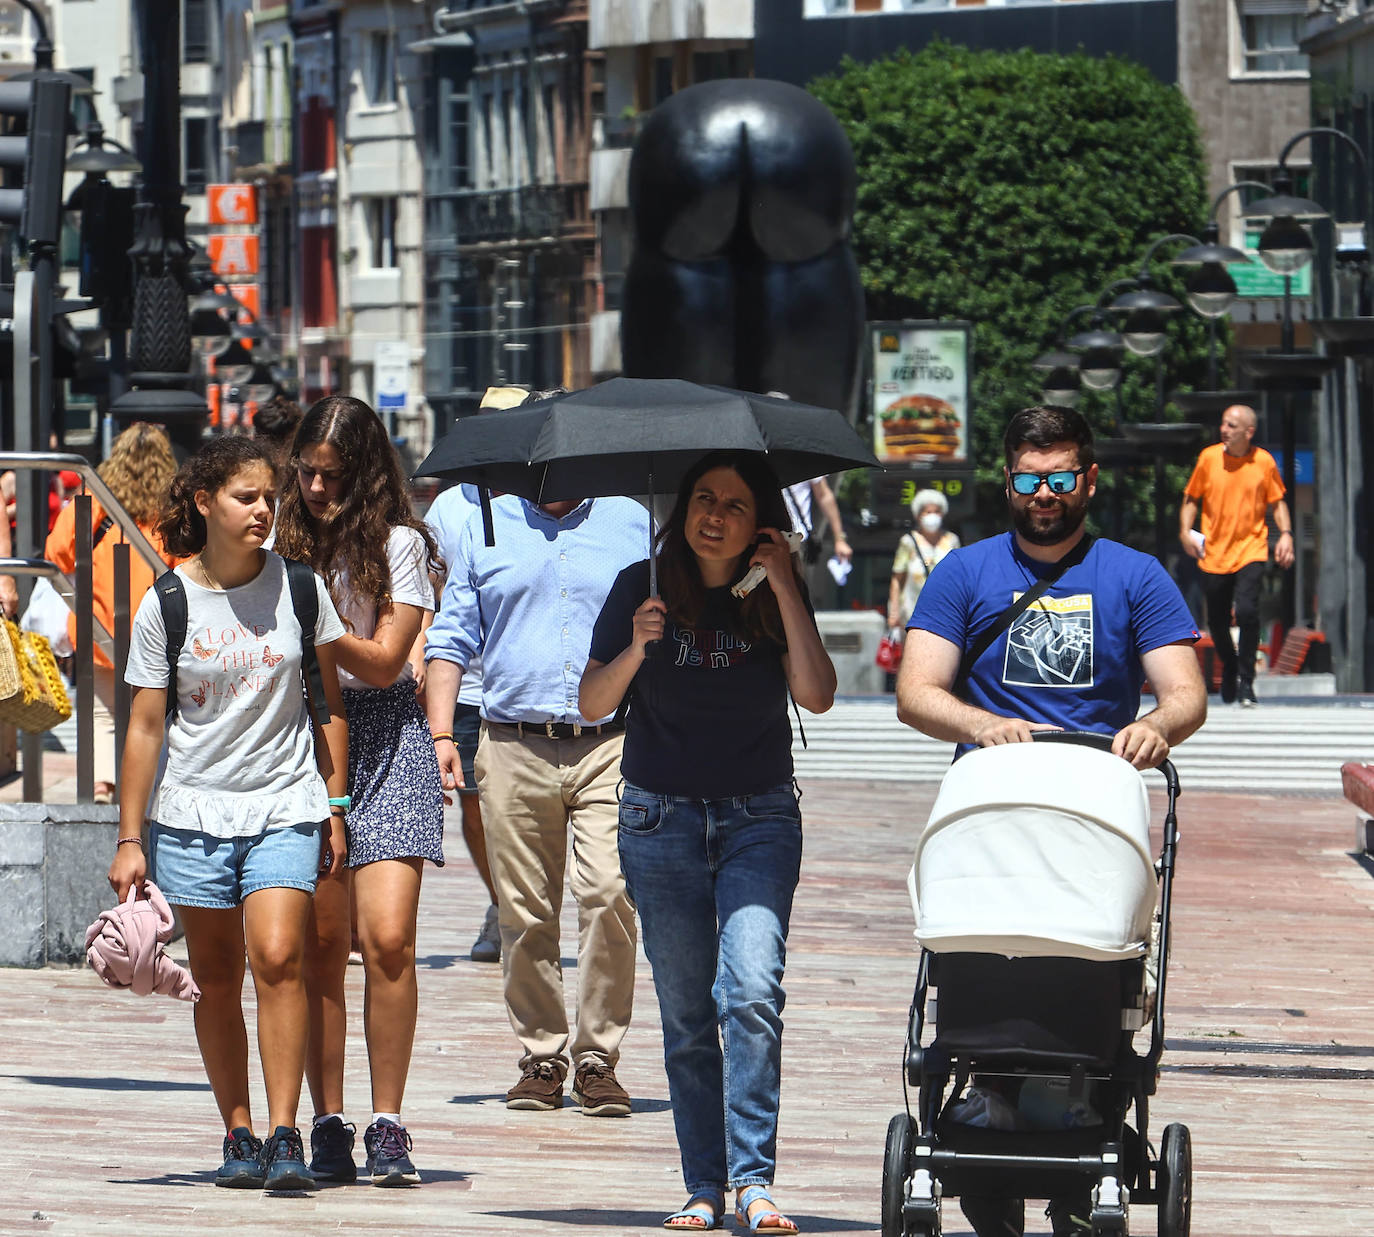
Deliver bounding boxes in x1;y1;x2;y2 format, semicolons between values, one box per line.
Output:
621;79;864;413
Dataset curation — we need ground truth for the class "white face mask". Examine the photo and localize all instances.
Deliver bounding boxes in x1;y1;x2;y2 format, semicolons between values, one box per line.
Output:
918;512;943;537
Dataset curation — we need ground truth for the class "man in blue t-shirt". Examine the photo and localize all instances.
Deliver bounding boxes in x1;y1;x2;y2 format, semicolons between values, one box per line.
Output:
898;403;1206;771
896;404;1206;1237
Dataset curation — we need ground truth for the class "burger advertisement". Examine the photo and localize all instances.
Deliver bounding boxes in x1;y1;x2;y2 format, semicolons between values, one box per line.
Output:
869;323;971;466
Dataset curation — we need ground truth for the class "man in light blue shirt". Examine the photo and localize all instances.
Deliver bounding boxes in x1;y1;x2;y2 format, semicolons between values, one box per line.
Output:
425;489;649;1116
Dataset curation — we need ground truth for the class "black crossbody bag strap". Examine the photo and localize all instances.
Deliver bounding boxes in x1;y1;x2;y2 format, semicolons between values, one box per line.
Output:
953;535;1094;699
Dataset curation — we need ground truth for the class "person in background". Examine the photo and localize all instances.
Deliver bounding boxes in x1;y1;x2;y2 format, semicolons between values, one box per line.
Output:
1178;403;1293;708
783;475;851;567
274;395;444;1186
45;423;182;802
887;489;960;630
415;385;530;965
0;502;14;619
252;396;304;485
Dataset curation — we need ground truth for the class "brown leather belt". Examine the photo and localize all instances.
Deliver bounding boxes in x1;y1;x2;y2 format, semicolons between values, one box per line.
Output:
485;719;624;741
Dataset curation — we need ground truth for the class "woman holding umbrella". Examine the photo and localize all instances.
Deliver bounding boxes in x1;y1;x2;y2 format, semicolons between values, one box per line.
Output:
580;451;835;1234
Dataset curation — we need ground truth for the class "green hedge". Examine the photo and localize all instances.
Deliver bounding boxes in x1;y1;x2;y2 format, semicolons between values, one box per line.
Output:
811;42;1218;547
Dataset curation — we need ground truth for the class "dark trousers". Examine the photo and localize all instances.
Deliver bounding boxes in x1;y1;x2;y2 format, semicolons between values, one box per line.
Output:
1201;560;1267;685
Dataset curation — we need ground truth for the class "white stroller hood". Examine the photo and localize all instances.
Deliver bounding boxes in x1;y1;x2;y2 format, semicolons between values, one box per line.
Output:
909;742;1156;961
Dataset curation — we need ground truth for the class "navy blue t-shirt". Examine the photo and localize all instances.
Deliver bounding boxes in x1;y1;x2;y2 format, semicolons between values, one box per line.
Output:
588;560;794;798
909;532;1198;744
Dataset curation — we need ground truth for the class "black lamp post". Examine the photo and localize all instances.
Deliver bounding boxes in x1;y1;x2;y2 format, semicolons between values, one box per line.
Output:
1238;133;1367;629
108;0;206;455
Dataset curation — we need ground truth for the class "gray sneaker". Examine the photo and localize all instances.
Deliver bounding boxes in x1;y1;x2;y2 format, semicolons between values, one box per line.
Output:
471;903;501;963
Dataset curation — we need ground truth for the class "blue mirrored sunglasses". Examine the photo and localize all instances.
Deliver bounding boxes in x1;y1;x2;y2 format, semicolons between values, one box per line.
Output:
1009;468;1084;496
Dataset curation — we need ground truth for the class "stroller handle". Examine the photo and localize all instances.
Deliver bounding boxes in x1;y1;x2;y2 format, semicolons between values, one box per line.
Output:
1031;729;1180;799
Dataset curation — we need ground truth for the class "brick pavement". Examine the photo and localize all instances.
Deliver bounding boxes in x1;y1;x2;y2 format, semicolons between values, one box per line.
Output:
3;773;1373;1236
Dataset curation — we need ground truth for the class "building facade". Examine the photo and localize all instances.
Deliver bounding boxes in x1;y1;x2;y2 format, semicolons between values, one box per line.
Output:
417;0;596;429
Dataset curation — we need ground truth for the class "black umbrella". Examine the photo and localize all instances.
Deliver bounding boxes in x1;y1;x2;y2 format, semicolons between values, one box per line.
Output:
415;377;880;592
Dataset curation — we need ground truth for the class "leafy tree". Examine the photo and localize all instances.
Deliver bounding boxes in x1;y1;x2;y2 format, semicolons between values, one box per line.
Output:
810;42;1218;549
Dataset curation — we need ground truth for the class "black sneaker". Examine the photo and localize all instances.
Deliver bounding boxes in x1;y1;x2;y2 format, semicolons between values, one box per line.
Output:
259;1125;317;1192
1238;679;1258;707
1220;664;1237;704
309;1115;357;1183
215;1127;265;1188
363;1119;421;1186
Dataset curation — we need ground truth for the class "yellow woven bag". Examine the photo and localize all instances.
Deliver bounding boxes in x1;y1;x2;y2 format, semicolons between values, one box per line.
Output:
0;619;72;733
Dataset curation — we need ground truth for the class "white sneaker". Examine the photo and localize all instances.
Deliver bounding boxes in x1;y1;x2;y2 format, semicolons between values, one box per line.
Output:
471;903;501;963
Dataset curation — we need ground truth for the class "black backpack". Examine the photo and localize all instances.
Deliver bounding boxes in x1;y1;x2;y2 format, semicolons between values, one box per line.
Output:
154;557;331;726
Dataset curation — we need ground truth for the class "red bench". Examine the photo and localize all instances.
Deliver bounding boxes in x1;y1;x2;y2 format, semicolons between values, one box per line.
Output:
1267;627;1327;676
1340;762;1374;854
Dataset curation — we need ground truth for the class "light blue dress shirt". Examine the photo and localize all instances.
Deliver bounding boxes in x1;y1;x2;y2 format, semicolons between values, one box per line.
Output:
425;494;650;725
424;483;484;708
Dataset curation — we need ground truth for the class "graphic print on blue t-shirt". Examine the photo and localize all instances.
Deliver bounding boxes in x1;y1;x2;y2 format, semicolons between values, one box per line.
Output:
1005;592;1094;688
672;621;752;669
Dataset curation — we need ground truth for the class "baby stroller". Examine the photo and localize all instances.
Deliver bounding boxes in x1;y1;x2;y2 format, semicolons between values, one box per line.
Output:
882;732;1192;1237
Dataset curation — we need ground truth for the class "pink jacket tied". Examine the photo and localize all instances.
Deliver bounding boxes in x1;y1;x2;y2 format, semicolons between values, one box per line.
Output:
85;882;201;1003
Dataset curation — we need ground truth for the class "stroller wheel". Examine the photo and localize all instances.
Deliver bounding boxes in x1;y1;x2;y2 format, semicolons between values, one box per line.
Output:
882;1113;914;1237
1157;1123;1192;1237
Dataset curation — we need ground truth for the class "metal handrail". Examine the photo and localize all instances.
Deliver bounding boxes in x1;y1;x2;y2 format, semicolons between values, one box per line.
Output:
0;451;165;573
0;453;148;803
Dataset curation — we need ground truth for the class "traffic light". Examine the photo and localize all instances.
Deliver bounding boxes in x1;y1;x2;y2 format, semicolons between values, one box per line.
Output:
0;77;70;251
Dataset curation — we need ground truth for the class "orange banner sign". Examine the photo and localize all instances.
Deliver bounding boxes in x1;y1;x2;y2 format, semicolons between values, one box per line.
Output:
208;234;260;276
207;183;259;225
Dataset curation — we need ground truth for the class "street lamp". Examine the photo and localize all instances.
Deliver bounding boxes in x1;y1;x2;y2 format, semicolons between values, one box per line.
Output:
4;0;97;96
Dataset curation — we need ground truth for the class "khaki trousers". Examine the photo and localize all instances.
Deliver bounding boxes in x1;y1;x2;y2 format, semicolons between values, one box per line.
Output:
474;722;636;1071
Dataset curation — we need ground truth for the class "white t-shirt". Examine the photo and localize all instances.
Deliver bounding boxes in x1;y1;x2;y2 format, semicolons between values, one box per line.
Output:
125;552;346;838
785;480;815;536
425;485;484;707
333;525;436;691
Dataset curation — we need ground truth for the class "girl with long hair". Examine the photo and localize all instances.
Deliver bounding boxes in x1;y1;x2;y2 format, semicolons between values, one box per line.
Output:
273;394;444;1186
45;421;182;800
109;436;349;1191
580;451;836;1235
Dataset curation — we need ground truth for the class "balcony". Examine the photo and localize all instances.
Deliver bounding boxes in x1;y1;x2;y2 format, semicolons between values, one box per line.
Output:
450;183;591;245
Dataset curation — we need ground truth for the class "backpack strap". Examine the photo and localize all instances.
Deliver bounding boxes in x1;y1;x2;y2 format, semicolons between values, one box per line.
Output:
91;512;115;552
283;557;331;727
154;571;188;718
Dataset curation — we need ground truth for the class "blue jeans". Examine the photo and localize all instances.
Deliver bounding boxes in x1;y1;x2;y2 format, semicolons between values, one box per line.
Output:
617;780;803;1194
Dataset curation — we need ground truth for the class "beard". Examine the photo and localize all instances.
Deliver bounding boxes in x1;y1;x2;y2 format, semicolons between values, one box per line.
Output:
1010;492;1089;546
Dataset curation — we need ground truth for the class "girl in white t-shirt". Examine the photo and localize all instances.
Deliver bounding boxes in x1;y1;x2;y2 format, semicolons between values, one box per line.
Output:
109;436;350;1192
274;395;444;1187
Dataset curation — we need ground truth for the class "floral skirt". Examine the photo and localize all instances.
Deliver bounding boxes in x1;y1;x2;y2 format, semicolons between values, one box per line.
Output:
343;681;445;868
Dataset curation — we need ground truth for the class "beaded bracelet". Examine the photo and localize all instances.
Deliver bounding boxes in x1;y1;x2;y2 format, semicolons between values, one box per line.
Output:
431;732;454;743
115;836;144;849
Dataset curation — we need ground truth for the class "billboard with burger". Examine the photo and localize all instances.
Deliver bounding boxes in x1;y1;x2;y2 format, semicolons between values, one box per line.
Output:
869;322;971;466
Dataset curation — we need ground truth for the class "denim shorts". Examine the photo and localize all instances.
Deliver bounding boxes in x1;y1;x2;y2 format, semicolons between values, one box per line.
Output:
453;702;481;794
149;822;321;909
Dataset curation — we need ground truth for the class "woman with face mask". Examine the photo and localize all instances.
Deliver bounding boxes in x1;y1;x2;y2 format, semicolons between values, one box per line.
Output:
887;489;960;630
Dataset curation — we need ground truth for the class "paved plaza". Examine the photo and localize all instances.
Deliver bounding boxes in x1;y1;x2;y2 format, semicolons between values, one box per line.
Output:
4;770;1374;1236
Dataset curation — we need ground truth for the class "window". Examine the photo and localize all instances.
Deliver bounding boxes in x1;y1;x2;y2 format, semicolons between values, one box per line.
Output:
449;95;470;190
365;30;397;106
185;116;212;192
364;197;398;269
1237;1;1308;74
184;0;210;62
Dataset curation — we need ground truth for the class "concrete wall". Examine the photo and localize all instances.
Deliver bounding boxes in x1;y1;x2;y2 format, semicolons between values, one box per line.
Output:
1176;0;1311;222
0;804;117;967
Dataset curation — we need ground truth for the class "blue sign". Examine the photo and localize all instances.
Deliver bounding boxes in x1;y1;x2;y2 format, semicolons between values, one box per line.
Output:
1266;449;1313;486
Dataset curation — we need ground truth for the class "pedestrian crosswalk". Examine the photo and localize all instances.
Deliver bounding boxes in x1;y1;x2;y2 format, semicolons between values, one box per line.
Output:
793;696;1374;795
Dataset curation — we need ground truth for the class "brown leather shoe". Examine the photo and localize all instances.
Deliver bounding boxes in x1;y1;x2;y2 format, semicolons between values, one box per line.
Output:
571;1061;631;1117
506;1060;566;1110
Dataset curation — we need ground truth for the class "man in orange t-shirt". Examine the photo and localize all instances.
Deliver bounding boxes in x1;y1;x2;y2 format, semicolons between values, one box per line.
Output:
1179;404;1293;706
